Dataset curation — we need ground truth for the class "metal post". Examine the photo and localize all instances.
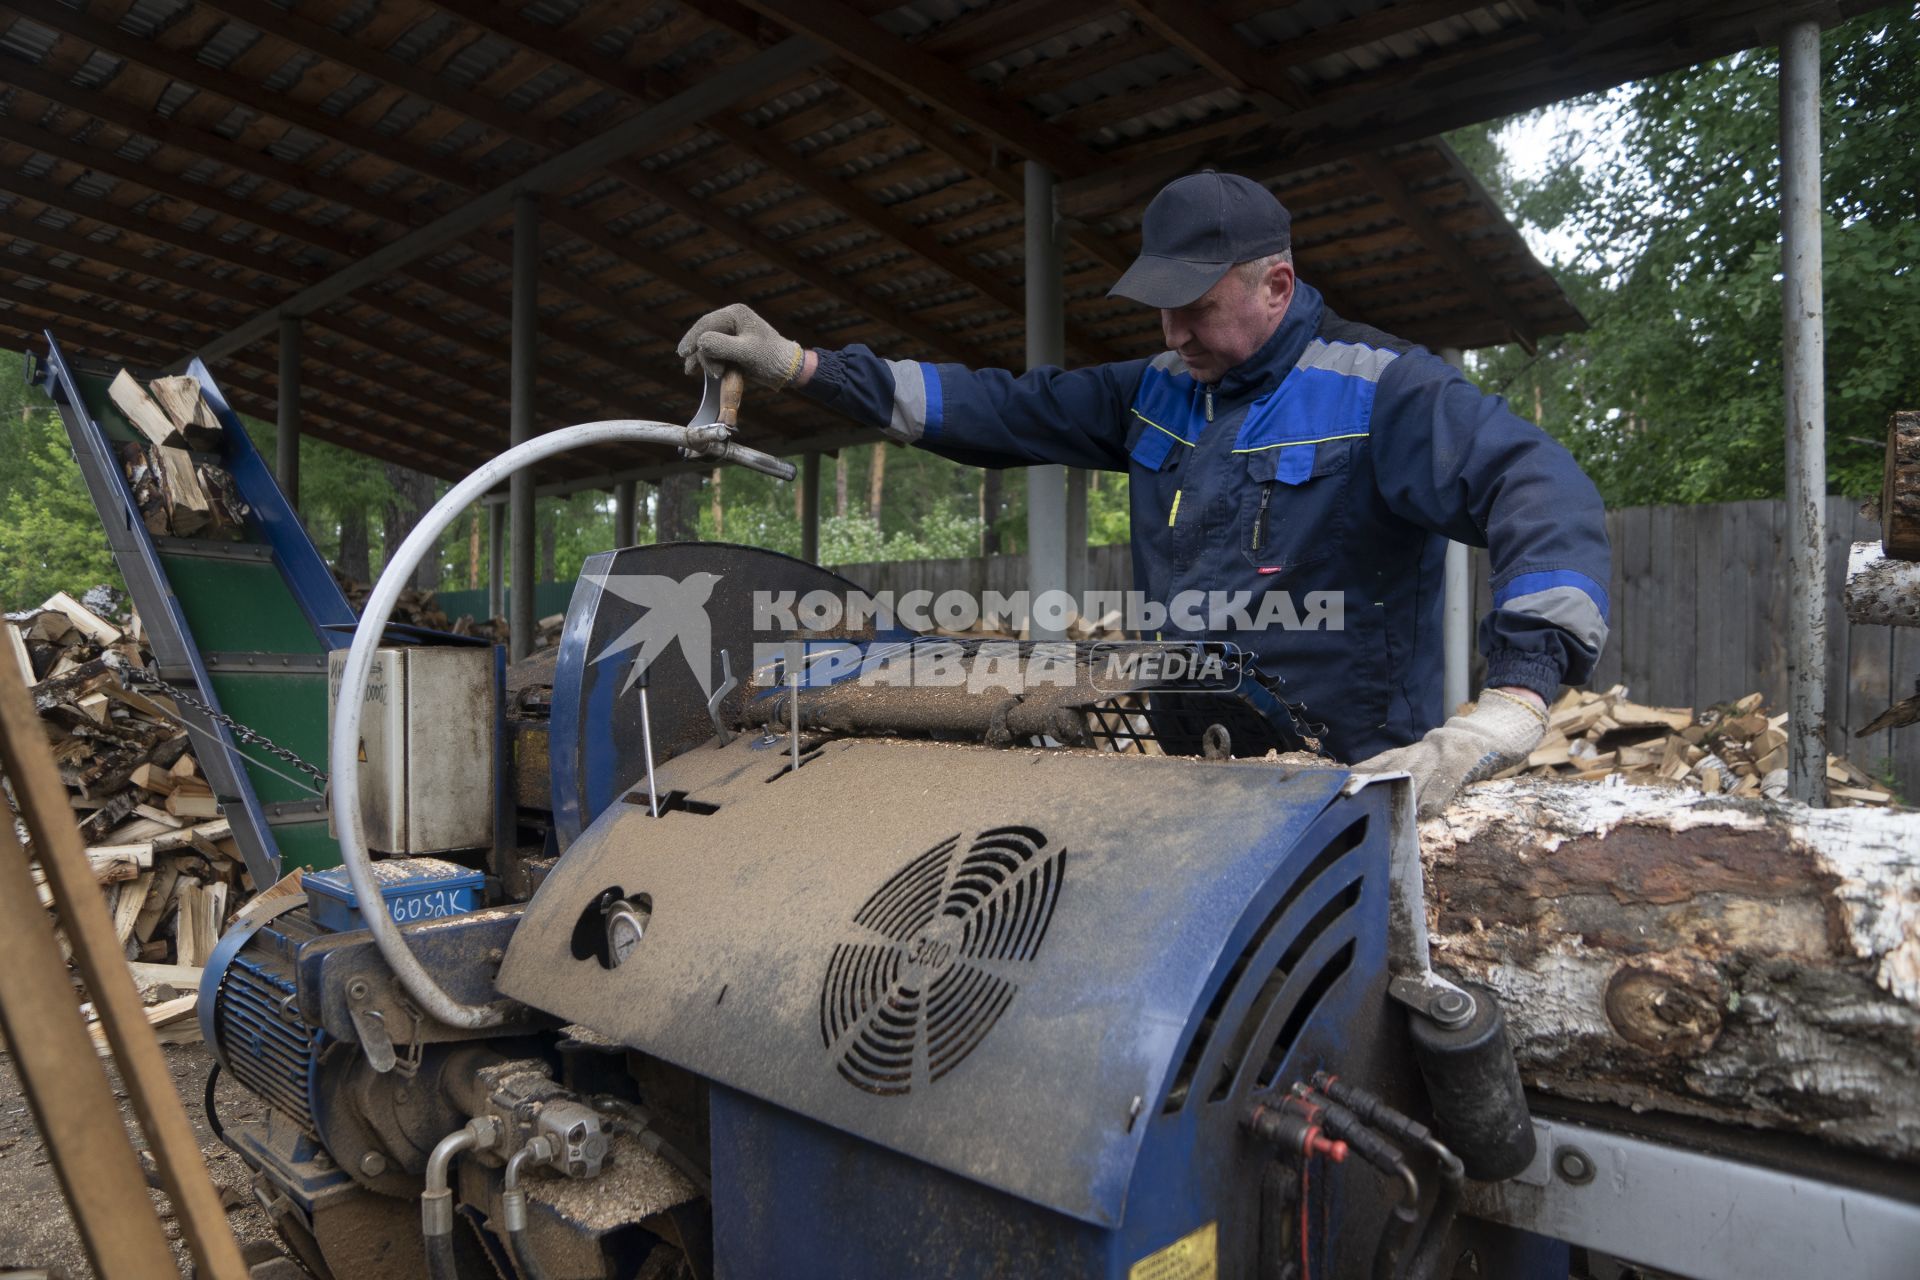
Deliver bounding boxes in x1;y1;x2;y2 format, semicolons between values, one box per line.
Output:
1438;347;1472;714
1024;161;1069;640
800;453;822;563
510;194;538;662
487;502;504;621
1781;21;1827;805
1066;469;1088;601
275;316;300;510
614;479;637;548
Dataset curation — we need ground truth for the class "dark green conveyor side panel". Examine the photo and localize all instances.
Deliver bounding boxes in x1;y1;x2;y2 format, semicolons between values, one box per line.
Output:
37;337;355;880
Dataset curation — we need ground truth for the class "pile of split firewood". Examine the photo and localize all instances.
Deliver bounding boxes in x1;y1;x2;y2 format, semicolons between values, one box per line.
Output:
1510;685;1896;806
6;589;249;1049
108;371;250;539
330;567;565;648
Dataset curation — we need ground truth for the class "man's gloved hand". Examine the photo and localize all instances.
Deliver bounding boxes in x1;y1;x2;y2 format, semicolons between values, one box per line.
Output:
677;303;807;389
1353;688;1548;817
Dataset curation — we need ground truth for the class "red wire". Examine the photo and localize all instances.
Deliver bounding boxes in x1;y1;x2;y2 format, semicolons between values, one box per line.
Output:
1300;1156;1312;1280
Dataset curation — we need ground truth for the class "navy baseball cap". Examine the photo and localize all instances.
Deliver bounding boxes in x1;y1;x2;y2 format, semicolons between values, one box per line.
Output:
1108;172;1292;309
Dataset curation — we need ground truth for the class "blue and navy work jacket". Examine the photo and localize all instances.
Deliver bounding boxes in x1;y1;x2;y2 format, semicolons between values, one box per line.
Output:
799;282;1611;761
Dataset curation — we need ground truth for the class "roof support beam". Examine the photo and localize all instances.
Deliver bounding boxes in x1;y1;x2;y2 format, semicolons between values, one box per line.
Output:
721;0;1099;177
205;0;991;366
190;35;825;361
427;0;1124;364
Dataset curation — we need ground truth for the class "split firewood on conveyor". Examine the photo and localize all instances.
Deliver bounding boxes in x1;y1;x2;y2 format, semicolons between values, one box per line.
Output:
4;589;252;1051
1499;684;1897;806
1420;777;1920;1161
107;369;250;540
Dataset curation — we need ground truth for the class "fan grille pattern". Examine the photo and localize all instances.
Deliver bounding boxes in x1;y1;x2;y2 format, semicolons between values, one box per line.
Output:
822;826;1064;1095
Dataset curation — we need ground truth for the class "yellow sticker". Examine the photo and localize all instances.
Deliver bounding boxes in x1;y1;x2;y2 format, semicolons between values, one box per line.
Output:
1128;1221;1217;1280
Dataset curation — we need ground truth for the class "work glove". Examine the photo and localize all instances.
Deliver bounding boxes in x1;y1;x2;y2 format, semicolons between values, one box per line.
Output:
677;303;807;389
1353;688;1547;818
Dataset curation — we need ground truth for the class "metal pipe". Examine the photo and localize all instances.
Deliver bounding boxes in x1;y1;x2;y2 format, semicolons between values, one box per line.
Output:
1436;348;1471;716
487;503;504;622
1780;20;1828;805
331;418;794;1029
1024;161;1069;641
800;453;821;563
422;1118;497;1239
275;317;300;511
637;680;660;818
613;479;637;548
510;193;539;663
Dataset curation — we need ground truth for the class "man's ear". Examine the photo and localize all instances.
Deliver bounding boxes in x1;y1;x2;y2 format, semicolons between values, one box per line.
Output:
1266;259;1297;317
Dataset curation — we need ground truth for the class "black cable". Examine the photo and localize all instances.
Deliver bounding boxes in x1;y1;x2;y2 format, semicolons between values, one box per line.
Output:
204;1061;230;1149
508;1228;548;1280
425;1231;462;1280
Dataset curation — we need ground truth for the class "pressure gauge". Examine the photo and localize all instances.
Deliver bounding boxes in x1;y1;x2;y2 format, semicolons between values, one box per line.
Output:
605;900;649;968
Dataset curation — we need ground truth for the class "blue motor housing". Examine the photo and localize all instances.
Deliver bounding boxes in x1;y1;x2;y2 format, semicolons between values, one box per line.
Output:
499;732;1411;1278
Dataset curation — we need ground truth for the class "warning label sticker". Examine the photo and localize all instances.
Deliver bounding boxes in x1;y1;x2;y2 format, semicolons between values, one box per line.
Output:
1128;1221;1218;1280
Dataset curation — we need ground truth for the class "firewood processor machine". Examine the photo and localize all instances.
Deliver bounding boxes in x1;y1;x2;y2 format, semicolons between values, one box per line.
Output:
30;333;1920;1279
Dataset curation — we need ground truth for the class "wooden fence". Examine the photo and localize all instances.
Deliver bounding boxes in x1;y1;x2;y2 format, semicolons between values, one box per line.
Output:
834;496;1920;798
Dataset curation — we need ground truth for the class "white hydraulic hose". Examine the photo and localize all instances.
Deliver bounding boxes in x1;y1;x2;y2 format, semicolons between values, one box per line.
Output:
329;418;793;1029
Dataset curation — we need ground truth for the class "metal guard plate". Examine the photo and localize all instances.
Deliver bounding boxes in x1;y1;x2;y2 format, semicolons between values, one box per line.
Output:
498;738;1349;1227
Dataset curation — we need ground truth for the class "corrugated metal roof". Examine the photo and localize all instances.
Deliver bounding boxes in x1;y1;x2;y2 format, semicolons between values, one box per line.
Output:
0;0;1862;481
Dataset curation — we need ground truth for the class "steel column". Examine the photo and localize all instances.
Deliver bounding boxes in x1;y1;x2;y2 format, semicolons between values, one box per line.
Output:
510;193;538;662
1780;21;1827;805
1438;347;1472;714
1024;161;1069;639
801;453;822;563
614;479;637;547
275;316;300;509
487;503;504;621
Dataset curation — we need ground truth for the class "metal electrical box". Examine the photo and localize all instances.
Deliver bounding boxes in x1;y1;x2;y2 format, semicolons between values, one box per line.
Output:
327;646;495;855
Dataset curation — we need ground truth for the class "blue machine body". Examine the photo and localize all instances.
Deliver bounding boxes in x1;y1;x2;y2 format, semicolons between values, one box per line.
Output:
499;728;1400;1277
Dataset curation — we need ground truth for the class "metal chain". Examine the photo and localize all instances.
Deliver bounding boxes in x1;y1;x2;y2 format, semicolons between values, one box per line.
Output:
105;654;330;790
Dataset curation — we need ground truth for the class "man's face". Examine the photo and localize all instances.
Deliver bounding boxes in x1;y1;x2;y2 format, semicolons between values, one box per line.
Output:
1159;258;1297;384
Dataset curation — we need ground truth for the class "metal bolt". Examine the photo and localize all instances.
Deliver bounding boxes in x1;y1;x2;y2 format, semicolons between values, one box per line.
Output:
1553;1145;1595;1185
346;979;371;1002
359;1151;387;1177
1432;989;1473;1025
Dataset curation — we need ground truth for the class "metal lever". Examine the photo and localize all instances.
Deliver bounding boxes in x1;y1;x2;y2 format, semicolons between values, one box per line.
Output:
686;369;797;481
635;663;660;818
705;649;738;747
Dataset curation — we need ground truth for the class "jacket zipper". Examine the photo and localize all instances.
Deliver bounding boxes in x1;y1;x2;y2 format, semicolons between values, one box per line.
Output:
1205;386;1214;422
1250;480;1273;551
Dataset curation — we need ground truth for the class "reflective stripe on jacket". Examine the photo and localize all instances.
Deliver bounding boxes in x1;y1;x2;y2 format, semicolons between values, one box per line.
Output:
797;281;1611;761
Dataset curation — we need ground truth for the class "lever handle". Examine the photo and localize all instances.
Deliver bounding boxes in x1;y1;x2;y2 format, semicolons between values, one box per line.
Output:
719;367;745;429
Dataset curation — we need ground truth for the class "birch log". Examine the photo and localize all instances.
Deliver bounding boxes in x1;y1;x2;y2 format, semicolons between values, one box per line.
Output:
1424;778;1920;1160
1845;541;1920;628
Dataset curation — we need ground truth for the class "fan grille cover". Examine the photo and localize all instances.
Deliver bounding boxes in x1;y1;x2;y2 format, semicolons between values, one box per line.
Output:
822;826;1065;1095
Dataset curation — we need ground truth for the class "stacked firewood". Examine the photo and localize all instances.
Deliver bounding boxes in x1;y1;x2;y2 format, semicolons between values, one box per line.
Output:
6;590;252;1047
330;567;566;648
108;370;250;539
1507;685;1897;806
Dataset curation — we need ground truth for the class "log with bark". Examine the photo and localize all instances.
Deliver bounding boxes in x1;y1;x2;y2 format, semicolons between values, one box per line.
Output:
1885;408;1920;561
1845;541;1920;629
1423;777;1920;1160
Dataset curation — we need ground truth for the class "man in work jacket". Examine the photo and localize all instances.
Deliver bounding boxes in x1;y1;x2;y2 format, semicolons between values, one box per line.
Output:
677;172;1611;816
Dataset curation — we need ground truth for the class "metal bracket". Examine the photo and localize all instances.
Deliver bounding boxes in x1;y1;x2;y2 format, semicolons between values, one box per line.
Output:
346;978;398;1073
201;652;328;672
1465;1118;1920;1280
150;537;274;563
1344;772;1476;1025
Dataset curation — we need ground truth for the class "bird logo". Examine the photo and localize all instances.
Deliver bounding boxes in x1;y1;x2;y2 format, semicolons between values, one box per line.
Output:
582;571;723;699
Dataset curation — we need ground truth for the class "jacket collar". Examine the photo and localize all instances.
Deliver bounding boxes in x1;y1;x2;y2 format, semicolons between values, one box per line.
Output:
1211;280;1324;400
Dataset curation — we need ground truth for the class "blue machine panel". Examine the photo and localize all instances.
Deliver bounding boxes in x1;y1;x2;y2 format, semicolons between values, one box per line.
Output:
499;736;1375;1232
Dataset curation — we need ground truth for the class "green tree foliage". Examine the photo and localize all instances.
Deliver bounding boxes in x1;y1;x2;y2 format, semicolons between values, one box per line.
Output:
1461;10;1919;505
0;367;120;608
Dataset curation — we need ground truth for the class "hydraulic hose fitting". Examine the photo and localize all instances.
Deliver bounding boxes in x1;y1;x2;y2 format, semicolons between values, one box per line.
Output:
1245;1099;1348;1163
422;1117;501;1238
502;1136;556;1235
